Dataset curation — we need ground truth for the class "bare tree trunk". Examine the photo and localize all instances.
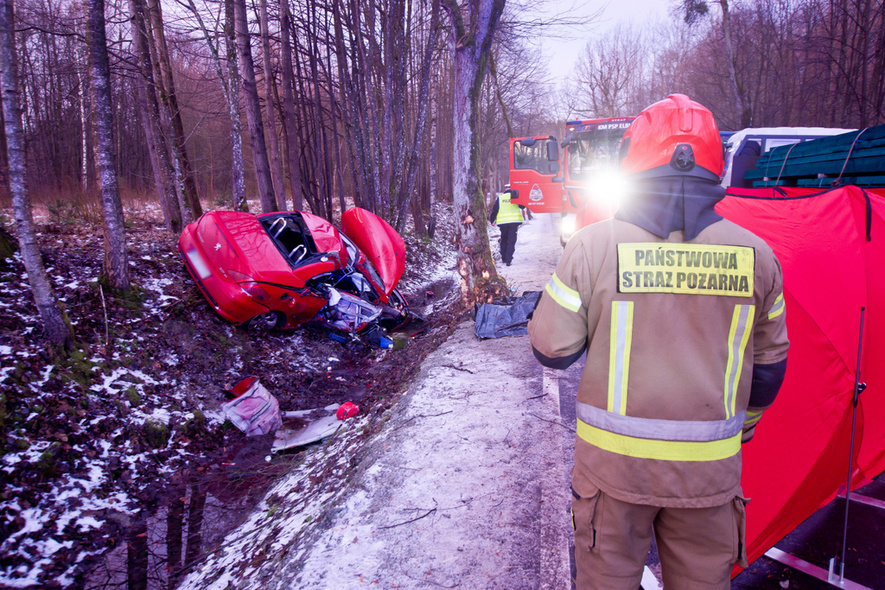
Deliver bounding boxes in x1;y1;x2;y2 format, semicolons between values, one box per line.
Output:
180;0;247;211
224;0;247;211
871;0;885;123
306;1;332;220
279;0;302;210
233;0;277;213
128;0;181;234
395;0;440;231
0;90;7;201
1;0;73;351
717;0;750;128
144;0;201;220
332;0;368;210
291;24;322;215
76;43;92;195
439;0;506;306
166;486;185;587
184;485;206;565
87;0;130;292
325;44;347;219
258;0;285;210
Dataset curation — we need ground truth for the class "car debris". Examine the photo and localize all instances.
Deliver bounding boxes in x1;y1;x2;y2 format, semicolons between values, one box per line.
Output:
222;376;361;452
178;207;417;346
272;403;358;453
335;401;360;420
221;376;282;436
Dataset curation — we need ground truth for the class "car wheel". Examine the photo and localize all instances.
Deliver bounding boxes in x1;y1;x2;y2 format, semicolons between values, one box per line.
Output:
246;311;285;331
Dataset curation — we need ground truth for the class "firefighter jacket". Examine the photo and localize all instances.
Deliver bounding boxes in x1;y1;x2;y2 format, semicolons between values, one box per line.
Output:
490;192;523;225
528;217;789;508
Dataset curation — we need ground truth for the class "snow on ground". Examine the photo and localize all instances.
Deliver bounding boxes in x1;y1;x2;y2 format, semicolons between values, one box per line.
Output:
0;201;464;588
175;214;571;589
490;213;566;296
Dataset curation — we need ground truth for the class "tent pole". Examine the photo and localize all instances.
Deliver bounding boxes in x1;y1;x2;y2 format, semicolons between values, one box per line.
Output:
829;306;867;584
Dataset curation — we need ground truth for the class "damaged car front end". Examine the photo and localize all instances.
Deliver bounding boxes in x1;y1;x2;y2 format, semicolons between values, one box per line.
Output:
178;207;412;345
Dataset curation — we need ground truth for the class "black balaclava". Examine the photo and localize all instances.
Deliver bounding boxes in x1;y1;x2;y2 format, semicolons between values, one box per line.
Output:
614;173;726;241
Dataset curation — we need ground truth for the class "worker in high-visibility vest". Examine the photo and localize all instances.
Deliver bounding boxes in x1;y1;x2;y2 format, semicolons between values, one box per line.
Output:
528;94;789;589
489;186;525;266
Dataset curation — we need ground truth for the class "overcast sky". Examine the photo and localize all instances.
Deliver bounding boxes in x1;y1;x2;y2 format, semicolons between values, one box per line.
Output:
539;0;672;83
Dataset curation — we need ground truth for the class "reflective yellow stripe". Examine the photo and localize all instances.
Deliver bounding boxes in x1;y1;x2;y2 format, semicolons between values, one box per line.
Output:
744;409;763;428
768;292;785;319
724;304;755;418
577;419;742;461
607;301;634;415
545;273;582;313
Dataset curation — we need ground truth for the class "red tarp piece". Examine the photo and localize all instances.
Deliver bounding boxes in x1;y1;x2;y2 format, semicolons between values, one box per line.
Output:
715;185;885;570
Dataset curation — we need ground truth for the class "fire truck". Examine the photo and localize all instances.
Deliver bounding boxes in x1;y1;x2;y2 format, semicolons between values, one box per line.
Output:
508;116;635;243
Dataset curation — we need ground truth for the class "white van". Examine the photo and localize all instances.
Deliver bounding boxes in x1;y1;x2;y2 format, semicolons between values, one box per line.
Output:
721;127;854;188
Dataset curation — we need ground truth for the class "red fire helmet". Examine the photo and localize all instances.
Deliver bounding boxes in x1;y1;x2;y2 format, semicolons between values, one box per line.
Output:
620;94;724;180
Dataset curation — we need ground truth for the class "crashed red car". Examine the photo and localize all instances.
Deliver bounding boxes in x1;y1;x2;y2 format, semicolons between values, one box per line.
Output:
178;207;410;341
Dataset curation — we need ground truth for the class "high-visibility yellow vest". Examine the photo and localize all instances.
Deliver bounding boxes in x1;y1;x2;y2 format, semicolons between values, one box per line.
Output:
496;193;523;224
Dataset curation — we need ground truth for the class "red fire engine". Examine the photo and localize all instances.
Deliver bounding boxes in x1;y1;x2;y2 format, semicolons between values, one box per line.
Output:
508;116;635;243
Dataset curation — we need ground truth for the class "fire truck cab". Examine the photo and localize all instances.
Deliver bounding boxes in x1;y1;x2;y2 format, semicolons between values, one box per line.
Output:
508;117;635;244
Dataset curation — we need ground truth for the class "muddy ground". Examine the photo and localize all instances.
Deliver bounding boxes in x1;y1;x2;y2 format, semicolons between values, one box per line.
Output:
0;204;463;588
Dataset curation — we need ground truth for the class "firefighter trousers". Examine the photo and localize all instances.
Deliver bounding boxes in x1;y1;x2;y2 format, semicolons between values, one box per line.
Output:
571;483;747;590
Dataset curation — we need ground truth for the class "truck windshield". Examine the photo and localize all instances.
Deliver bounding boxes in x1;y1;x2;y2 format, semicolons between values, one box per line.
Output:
513;140;552;174
566;125;629;180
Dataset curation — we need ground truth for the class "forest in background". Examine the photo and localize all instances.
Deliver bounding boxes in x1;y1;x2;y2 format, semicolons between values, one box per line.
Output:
1;0;882;225
0;0;883;350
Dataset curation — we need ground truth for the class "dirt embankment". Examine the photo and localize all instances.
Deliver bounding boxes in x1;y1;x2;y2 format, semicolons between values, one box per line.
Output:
0;207;461;589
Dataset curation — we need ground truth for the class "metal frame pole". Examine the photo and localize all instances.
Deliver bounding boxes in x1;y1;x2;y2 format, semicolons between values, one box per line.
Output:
829;306;867;585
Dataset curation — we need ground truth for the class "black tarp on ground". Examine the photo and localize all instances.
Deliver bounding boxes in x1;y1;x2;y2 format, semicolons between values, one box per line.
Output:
474;291;541;340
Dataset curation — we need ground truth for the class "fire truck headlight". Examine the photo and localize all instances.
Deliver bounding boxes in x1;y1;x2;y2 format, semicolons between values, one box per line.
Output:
561;215;576;237
591;170;632;209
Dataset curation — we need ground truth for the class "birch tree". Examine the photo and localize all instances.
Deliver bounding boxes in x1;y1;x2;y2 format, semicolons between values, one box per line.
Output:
233;0;277;213
179;0;247;211
87;0;130;291
1;0;73;350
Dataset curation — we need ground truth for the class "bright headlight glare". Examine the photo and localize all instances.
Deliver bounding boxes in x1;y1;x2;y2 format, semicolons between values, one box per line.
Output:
589;171;632;209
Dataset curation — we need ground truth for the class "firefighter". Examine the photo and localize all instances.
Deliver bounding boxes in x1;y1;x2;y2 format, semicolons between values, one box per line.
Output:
528;94;789;589
489;186;525;266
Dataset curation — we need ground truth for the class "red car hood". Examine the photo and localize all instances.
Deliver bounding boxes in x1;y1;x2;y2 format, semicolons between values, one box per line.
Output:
341;208;405;294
